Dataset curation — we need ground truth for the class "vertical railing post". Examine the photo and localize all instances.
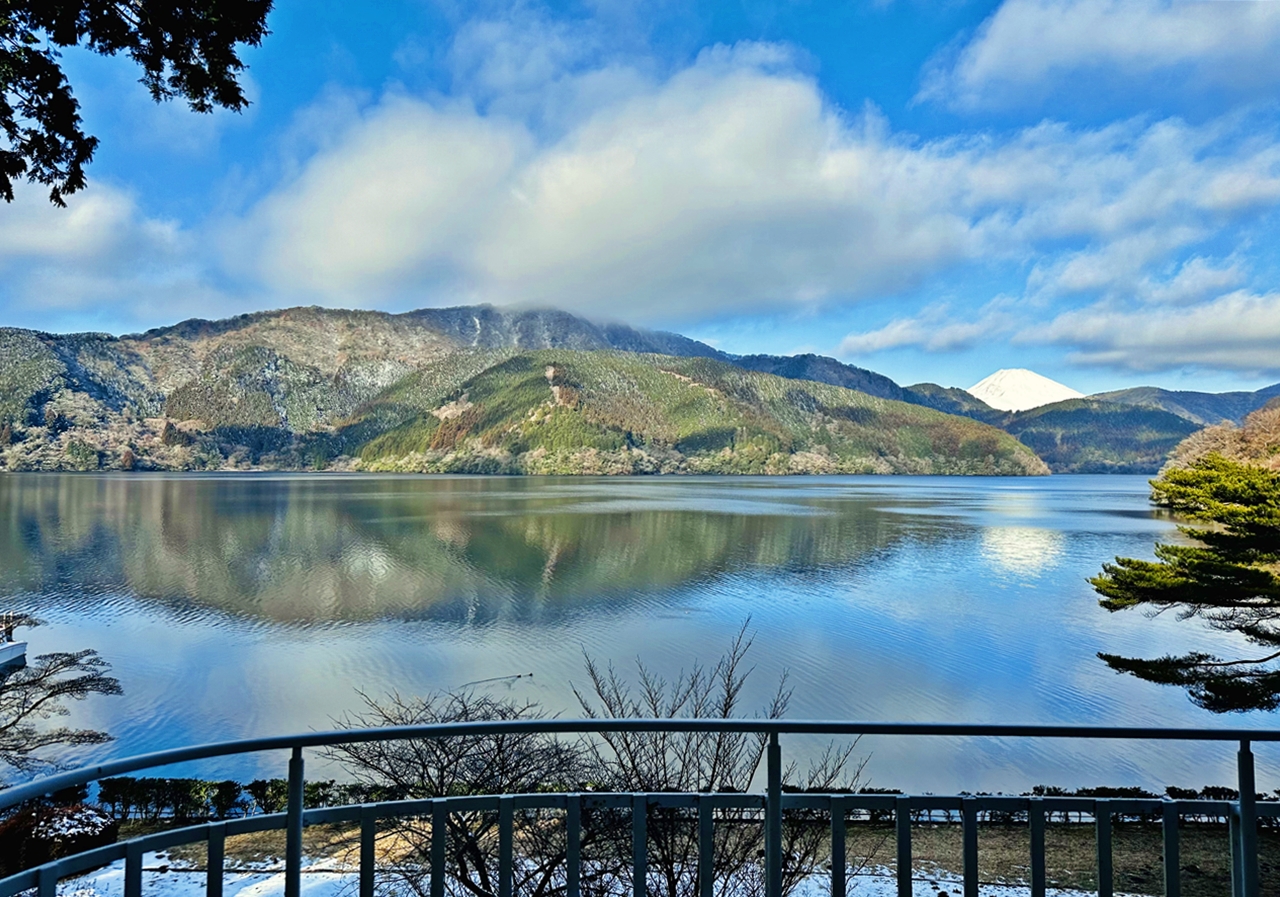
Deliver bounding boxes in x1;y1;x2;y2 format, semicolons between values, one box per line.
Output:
285;746;304;897
962;797;978;897
896;796;912;897
699;795;715;897
1029;797;1045;897
36;864;56;897
125;838;143;897
829;795;846;897
766;731;782;897
499;796;514;897
1162;800;1180;897
1237;740;1259;897
207;821;226;897
633;794;648;897
432;800;447;897
360;804;377;897
962;798;977;895
567;794;582;897
1096;799;1113;897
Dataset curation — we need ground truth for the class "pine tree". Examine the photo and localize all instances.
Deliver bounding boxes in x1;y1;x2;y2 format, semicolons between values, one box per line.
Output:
1091;454;1280;712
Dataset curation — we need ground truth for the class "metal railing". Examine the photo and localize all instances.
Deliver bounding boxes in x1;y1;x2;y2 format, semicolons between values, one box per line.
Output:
0;720;1275;897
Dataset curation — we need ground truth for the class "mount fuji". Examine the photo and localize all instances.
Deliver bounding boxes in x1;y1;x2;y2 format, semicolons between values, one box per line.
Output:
967;369;1084;413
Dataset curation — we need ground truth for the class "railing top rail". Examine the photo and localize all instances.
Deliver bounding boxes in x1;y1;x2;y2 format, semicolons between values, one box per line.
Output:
3;718;1278;812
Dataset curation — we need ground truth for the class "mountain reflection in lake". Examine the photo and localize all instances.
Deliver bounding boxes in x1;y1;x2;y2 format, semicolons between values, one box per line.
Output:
0;474;1274;792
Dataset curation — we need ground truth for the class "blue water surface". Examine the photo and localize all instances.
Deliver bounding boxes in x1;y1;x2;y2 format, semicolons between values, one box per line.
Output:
0;473;1273;793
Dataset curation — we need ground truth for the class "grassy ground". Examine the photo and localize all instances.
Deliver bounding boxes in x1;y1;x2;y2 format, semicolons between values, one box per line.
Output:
132;820;1280;896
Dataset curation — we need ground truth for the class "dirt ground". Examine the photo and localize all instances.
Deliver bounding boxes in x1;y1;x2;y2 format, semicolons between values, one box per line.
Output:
843;822;1280;896
134;820;1280;896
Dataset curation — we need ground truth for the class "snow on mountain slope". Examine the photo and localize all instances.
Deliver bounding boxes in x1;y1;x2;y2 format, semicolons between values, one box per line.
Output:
967;369;1084;413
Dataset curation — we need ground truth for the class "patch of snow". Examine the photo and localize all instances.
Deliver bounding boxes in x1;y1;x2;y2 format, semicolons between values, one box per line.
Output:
51;852;355;896
53;859;1141;897
33;807;113;841
967;369;1084;413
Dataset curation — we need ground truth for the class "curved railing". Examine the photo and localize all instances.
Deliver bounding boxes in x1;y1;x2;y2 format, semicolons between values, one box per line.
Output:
0;720;1276;897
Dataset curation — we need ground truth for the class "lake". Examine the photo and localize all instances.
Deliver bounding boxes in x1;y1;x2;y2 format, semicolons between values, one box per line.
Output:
1;473;1275;793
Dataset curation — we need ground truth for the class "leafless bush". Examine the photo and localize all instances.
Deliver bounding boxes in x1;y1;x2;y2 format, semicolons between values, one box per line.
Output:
325;690;589;897
326;623;866;897
572;622;865;897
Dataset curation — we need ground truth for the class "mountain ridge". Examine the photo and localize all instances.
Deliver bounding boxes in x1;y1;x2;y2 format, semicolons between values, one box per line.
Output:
0;305;1045;475
2;301;1276;475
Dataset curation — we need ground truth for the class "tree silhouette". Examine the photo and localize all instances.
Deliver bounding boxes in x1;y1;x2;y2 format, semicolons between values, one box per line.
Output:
1;0;273;205
0;628;122;777
1091;454;1280;712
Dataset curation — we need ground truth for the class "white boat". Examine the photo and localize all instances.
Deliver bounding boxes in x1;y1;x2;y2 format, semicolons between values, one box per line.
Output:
0;613;27;664
0;639;25;664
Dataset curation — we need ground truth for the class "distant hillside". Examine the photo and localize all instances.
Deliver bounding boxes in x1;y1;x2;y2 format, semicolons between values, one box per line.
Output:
347;351;1047;476
902;384;1199;472
0;306;1046;475
903;383;1003;423
1091;384;1280;426
731;354;904;401
1162;399;1280;472
998;399;1200;474
400;305;725;358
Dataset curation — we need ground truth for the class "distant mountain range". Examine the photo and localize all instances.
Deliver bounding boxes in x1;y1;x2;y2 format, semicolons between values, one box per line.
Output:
1090;384;1280;426
0;306;1045;475
0;302;1270;475
898;375;1278;473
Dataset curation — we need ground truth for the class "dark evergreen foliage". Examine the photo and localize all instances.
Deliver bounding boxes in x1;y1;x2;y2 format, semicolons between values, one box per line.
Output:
1;0;272;205
1091;454;1280;711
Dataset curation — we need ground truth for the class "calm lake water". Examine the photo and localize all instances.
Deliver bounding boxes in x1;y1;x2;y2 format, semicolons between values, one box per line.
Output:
2;473;1275;792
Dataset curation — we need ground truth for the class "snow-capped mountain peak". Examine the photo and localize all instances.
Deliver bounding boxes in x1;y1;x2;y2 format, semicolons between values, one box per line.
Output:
967;369;1083;413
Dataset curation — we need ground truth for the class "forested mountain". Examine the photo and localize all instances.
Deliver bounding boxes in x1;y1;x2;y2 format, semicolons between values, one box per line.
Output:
731;354;904;400
902;385;1198;472
349;351;1045;475
902;383;1003;423
0;306;1045;475
5;301;1273;475
1090;384;1280;426
1162;399;1280;472
997;399;1200;474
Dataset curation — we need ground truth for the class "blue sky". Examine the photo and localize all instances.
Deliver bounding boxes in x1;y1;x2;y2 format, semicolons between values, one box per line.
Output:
5;0;1280;394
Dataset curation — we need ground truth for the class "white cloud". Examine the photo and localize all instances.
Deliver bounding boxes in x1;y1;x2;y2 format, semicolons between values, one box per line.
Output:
838;300;1018;355
1033;290;1280;373
0;184;227;330
235;42;1280;325
921;0;1280;110
238;46;987;319
241;95;531;298
1136;256;1247;307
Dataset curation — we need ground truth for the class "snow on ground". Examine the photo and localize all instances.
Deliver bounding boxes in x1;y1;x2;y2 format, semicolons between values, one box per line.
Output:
50;855;1138;897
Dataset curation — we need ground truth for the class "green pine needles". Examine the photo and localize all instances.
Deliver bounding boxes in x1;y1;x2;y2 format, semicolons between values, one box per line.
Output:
1091;454;1280;712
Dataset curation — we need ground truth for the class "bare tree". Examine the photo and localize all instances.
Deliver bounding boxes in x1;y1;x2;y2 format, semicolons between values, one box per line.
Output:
327;624;865;897
326;690;592;897
573;622;864;897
